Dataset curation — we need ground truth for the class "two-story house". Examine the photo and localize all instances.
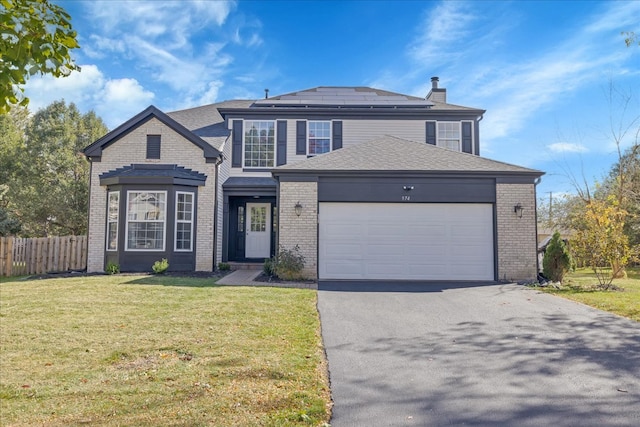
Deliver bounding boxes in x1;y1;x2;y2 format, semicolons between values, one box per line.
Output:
84;78;543;283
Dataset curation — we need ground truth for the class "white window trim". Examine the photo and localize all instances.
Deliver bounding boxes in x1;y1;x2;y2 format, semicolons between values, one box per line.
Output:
174;191;194;252
106;191;119;252
243;120;276;169
307;120;332;156
436;121;462;151
125;190;167;252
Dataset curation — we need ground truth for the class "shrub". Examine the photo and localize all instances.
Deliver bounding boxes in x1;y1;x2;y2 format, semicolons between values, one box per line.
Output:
273;245;306;281
543;231;573;283
152;258;169;274
105;262;120;275
218;262;231;271
263;257;275;277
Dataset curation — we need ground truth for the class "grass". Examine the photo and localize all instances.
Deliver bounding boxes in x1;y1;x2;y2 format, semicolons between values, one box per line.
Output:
540;267;640;322
0;274;330;426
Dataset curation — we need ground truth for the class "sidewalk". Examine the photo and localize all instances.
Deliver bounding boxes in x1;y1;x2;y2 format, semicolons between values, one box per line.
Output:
216;269;317;290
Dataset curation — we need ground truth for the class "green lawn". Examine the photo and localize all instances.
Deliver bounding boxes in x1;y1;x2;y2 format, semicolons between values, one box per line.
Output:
541;267;640;322
0;275;330;426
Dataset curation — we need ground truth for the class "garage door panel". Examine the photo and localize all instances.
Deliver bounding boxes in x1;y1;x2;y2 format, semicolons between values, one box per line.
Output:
319;203;494;281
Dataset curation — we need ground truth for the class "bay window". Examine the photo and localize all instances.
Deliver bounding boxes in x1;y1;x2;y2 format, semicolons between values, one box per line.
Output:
106;191;119;251
126;191;167;251
175;192;194;251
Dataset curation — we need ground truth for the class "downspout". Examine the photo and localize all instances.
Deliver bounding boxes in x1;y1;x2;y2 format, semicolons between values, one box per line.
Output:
476;114;484;156
534;176;542;279
212;154;223;271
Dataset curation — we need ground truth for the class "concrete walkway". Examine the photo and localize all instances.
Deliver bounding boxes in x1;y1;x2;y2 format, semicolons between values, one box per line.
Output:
216;269;317;289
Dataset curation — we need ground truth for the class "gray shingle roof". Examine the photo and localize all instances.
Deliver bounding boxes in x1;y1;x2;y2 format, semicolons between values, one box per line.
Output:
274;135;543;175
100;164;207;181
222;177;277;188
167;100;254;150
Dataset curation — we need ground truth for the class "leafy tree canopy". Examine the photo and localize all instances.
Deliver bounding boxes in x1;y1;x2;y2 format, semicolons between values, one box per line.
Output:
0;100;108;236
0;0;80;113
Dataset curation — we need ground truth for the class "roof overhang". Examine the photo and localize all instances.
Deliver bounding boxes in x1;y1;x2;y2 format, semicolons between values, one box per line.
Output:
84;105;221;162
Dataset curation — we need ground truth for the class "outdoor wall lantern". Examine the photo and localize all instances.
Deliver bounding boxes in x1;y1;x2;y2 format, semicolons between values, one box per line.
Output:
514;203;524;218
294;201;303;217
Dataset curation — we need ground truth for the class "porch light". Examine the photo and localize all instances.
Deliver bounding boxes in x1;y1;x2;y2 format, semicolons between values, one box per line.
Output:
514;203;524;218
294;201;303;217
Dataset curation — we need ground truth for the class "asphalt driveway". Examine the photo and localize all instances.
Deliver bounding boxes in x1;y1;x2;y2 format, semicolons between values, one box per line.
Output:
317;282;640;426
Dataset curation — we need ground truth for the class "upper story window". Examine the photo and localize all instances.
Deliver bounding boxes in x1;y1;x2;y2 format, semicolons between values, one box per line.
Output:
244;121;275;168
308;121;331;155
146;135;161;159
126;191;166;251
437;122;461;151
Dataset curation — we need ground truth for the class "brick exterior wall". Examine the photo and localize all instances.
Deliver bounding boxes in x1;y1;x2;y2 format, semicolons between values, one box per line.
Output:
87;117;217;273
496;183;538;282
278;181;318;279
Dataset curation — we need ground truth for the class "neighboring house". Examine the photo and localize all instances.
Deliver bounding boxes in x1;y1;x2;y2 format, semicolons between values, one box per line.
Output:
84;77;544;282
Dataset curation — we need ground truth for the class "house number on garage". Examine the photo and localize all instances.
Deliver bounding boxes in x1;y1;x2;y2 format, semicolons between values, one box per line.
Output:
401;195;411;201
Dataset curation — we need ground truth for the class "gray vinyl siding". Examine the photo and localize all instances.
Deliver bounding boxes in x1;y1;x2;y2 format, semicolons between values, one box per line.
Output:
340;119;426;148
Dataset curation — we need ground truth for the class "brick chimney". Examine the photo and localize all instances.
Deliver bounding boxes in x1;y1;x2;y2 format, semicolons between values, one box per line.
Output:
426;76;446;103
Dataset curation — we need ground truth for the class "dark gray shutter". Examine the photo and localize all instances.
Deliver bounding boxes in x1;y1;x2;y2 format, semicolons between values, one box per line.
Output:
276;120;287;166
461;122;472;154
332;121;342;150
231;120;243;168
146;135;161;159
425;121;436;145
296;121;306;155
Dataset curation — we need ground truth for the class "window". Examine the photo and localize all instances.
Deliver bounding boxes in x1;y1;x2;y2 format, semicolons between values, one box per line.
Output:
437;122;461;151
126;191;166;251
238;206;245;232
106;191;119;251
147;135;161;159
244;121;275;168
308;121;331;155
175;192;194;251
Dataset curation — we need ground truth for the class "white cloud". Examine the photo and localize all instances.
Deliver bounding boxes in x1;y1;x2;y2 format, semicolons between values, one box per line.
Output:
547;143;589;153
25;64;155;129
25;65;105;112
96;79;155;127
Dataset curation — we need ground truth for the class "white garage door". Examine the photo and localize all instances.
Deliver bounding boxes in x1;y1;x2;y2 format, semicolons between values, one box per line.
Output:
319;203;494;281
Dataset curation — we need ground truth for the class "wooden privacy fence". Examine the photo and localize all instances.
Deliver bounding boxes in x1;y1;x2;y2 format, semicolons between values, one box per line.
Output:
0;236;87;277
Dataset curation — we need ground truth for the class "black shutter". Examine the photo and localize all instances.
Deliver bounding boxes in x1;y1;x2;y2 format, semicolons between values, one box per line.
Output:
296;121;306;155
231;120;243;168
276;120;287;166
332;121;342;150
461;122;472;154
425;121;436;145
146;135;161;159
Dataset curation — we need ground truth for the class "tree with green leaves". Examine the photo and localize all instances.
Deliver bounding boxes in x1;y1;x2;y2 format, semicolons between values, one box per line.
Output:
572;196;632;289
2;100;108;236
0;0;80;113
542;231;572;283
0;185;21;236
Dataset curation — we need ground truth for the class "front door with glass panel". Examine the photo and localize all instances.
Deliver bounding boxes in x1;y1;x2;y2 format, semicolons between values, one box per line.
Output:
245;203;271;258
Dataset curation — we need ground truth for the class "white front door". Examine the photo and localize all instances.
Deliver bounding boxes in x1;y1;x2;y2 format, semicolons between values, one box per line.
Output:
245;203;271;258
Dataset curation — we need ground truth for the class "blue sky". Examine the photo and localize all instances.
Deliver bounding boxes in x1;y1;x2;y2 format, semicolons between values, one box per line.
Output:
25;0;640;202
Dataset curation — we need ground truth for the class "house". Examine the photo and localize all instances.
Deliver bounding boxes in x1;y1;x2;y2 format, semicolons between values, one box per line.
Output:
83;77;544;283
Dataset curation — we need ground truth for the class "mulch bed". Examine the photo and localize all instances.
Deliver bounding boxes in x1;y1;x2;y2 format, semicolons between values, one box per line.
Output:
26;270;230;281
253;271;316;284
